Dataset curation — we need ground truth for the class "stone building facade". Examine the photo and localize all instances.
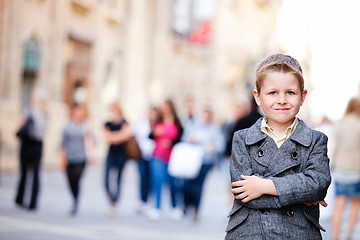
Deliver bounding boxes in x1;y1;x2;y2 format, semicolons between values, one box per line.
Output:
0;0;283;170
0;0;128;170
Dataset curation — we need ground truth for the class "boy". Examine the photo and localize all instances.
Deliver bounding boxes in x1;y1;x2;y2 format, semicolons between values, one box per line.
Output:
225;54;331;239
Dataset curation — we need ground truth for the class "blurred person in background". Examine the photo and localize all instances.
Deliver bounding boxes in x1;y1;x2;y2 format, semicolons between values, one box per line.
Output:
225;96;262;158
182;108;224;221
133;106;159;214
60;104;95;216
330;98;360;240
179;96;199;205
181;96;198;127
15;89;48;211
314;115;335;222
223;102;250;159
103;102;132;216
147;99;183;221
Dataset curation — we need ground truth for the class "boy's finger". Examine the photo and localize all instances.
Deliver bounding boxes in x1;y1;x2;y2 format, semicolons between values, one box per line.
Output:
231;187;243;194
234;192;247;200
319;200;328;207
240;196;251;203
231;181;243;187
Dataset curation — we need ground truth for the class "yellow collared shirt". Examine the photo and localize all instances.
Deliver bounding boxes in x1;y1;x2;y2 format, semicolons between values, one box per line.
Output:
261;118;299;148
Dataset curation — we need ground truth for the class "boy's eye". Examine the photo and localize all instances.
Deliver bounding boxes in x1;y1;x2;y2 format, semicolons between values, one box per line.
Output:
269;91;276;95
287;91;295;95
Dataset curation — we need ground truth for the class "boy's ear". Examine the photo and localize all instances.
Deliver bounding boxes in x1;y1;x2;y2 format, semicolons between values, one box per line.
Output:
300;89;308;106
253;89;261;107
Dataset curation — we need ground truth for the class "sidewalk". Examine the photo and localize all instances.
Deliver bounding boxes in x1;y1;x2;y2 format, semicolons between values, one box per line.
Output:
0;161;360;240
0;161;229;240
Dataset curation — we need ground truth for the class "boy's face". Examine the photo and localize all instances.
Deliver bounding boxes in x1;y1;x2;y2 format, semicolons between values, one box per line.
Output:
253;72;307;129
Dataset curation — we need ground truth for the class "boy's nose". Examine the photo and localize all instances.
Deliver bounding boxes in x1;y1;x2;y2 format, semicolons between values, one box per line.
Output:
278;94;287;104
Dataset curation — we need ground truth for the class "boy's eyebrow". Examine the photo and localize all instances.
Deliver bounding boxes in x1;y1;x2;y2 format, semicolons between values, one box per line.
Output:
264;88;299;93
285;87;300;91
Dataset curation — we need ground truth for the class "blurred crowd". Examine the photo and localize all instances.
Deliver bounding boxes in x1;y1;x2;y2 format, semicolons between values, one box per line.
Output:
11;88;360;239
13;90;259;221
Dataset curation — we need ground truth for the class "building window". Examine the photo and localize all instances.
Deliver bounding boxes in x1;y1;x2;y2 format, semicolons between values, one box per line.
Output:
23;40;40;74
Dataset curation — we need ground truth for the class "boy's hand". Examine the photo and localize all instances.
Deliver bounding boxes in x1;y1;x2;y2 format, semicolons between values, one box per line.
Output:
231;175;278;203
304;200;328;207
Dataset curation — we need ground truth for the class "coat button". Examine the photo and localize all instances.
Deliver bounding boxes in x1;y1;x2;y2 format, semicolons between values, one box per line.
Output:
291;152;298;160
287;210;294;216
258;150;264;157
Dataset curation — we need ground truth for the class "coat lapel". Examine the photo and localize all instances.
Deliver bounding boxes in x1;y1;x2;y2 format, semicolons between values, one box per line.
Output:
244;118;312;177
244;118;267;146
289;119;313;147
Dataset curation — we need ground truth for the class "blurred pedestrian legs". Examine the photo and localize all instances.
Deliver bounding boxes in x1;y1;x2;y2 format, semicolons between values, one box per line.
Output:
133;107;159;214
103;102;132;215
15;89;47;210
147;100;183;221
60;104;93;215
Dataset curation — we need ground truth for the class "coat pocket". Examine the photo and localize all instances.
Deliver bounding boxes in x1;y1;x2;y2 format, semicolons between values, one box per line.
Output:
225;203;249;232
304;208;326;232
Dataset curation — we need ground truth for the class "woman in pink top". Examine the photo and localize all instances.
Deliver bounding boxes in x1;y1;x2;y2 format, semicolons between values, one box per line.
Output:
147;100;183;221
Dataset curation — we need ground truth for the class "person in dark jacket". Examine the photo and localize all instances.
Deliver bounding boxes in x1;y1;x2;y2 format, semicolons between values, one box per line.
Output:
15;89;47;210
225;97;262;158
103;102;132;216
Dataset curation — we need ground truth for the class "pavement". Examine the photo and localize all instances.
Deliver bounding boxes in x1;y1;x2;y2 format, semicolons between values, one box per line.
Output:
0;161;359;240
0;161;229;240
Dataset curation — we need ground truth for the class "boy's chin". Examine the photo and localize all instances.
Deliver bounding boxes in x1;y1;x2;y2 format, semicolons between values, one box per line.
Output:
270;117;296;125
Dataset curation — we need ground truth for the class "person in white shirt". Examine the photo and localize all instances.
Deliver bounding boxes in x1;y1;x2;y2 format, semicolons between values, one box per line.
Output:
133;107;159;214
182;108;224;221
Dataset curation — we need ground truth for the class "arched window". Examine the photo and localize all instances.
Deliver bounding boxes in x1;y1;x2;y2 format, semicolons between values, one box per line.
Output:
21;39;41;110
23;39;40;75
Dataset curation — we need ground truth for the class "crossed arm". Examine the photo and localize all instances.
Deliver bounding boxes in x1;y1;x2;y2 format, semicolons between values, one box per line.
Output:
232;175;327;207
104;123;133;145
230;132;331;209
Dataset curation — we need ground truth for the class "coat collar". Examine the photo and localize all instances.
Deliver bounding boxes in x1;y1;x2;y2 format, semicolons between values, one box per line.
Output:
245;117;312;147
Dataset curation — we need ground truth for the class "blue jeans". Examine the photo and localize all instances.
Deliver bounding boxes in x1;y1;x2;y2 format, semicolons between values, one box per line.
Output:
184;163;213;211
150;158;181;209
335;181;360;197
105;151;127;203
137;159;151;203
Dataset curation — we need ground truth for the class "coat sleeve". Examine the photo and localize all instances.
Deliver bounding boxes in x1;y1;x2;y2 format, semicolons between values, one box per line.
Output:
230;131;282;209
270;132;331;207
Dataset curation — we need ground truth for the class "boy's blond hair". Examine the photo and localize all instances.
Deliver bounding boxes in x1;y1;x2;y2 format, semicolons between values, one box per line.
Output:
255;54;304;93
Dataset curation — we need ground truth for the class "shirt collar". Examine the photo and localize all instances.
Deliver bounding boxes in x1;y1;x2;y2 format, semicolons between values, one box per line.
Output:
245;117;312;147
261;117;299;140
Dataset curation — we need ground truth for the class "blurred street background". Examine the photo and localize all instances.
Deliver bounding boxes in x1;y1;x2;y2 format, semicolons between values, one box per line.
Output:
0;163;230;240
0;163;359;240
1;0;360;239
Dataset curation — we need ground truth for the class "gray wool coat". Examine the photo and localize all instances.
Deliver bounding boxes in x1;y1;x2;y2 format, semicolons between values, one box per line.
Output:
225;118;331;240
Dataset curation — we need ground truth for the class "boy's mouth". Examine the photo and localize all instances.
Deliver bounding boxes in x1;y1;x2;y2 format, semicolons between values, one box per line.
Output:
274;108;290;111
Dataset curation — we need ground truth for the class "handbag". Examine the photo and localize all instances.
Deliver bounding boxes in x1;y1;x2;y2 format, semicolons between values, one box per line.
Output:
123;136;142;160
168;142;204;179
16;116;34;141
